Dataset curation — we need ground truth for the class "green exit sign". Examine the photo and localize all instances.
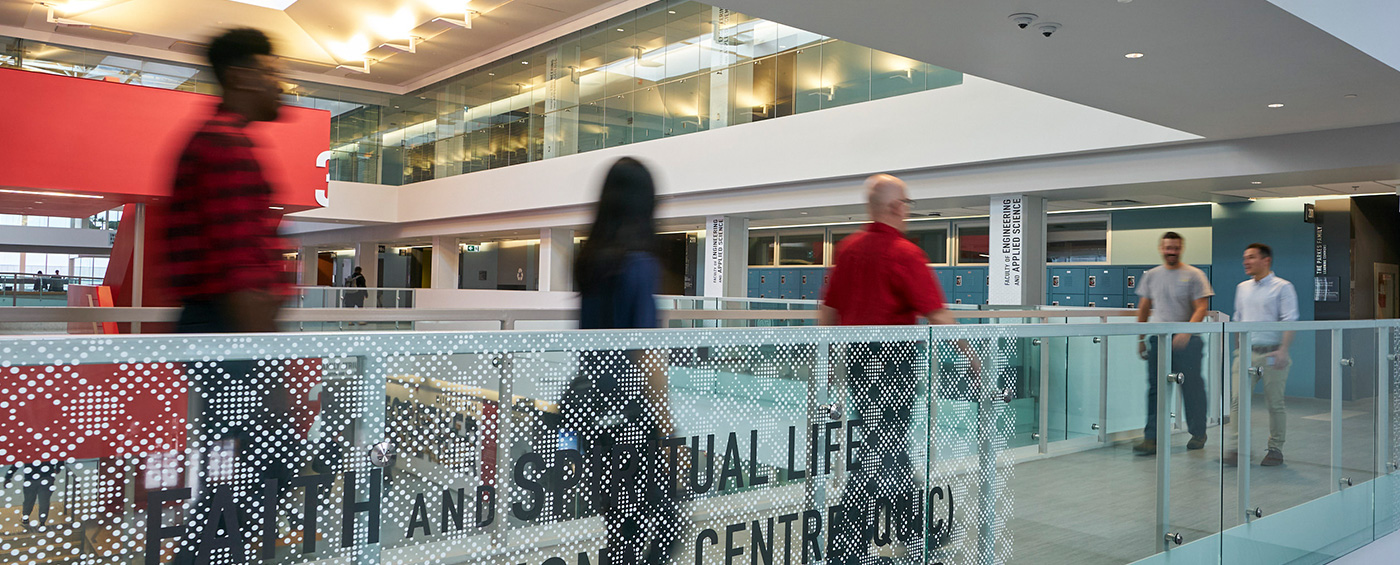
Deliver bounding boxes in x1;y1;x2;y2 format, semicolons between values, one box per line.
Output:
463;244;482;252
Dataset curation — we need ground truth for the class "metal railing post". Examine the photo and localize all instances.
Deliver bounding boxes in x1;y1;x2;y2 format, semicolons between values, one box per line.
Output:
1331;328;1345;492
1156;333;1173;550
1038;334;1050;454
1238;332;1253;522
1098;317;1109;443
1378;327;1392;481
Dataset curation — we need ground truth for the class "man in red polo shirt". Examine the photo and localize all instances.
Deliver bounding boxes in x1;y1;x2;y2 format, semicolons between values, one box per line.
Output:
821;174;971;564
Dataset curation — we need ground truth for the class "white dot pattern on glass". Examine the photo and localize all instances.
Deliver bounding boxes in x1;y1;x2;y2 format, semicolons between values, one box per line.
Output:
0;326;1017;564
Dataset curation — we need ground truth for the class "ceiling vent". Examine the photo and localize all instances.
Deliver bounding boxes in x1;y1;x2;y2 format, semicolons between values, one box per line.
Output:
1095;199;1143;206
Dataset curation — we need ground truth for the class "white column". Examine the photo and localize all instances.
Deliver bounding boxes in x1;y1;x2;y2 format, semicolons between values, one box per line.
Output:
538;228;574;292
431;235;460;289
988;195;1046;306
704;215;748;298
355;242;379;288
299;246;318;286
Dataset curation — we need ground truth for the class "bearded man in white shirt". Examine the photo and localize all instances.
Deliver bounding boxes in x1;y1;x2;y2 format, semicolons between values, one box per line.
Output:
1226;243;1299;467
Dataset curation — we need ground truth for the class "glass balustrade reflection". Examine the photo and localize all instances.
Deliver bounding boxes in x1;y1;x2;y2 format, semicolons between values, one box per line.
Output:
0;319;1396;565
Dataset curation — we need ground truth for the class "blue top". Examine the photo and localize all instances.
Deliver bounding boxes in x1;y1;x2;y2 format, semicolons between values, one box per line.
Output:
578;252;659;330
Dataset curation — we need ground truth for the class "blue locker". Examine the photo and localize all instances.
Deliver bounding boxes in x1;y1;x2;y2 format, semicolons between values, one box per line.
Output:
953;291;984;305
934;268;955;292
779;268;801;299
1087;295;1124;308
747;269;761;298
1048;267;1086;294
1123;267;1148;296
1048;294;1087;307
800;268;824;300
954;268;986;292
756;269;779;298
1086;268;1122;294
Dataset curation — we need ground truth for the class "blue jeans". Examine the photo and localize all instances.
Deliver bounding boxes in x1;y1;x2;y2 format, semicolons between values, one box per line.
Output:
1145;336;1207;440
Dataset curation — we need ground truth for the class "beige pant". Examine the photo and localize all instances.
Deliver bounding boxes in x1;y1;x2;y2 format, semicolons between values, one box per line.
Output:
1230;349;1290;452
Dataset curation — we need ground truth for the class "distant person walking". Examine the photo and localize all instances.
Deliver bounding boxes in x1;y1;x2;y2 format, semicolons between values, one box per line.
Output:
1135;232;1213;455
561;157;678;565
4;461;66;531
1226;243;1298;467
344;265;367;308
820;174;976;564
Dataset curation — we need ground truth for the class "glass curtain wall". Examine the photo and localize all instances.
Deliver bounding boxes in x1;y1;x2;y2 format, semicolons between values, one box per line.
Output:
2;0;961;188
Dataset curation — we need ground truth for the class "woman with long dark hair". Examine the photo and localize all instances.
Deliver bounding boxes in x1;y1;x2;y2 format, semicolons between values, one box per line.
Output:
564;157;679;564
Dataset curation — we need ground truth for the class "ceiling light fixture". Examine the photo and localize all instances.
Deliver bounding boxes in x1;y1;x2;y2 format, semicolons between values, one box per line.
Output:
227;0;300;9
39;2;92;27
0;188;103;199
433;9;477;29
1125;52;1144;59
1267;103;1283;108
337;58;376;74
379;35;422;54
1250;181;1262;185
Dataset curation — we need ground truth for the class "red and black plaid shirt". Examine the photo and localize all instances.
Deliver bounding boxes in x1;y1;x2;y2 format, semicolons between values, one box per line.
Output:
166;108;291;301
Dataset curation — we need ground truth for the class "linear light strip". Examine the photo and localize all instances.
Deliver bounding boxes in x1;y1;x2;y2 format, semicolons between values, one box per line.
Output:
0;188;104;199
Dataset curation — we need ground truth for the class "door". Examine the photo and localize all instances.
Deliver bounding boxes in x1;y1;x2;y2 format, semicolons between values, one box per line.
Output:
1377;263;1399;319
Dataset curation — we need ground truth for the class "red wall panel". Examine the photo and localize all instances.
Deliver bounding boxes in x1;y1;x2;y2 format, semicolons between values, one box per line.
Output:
0;68;328;212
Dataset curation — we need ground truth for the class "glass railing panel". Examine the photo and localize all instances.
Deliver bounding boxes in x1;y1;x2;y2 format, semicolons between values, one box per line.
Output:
1105;334;1151;436
1379;324;1400;538
1221;324;1374;563
1163;327;1225;559
923;324;1015;563
1007;330;1161;564
5;325;1021;565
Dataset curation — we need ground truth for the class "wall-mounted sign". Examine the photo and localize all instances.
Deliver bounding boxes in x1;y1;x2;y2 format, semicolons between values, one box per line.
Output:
704;216;726;297
462;244;481;253
989;195;1025;305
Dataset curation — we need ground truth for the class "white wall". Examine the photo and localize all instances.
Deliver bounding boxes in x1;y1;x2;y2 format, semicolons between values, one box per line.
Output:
294;76;1196;227
1111;227;1212;265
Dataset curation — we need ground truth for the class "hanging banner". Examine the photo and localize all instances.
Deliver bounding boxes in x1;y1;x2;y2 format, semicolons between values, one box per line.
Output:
704;215;726;297
989;195;1026;305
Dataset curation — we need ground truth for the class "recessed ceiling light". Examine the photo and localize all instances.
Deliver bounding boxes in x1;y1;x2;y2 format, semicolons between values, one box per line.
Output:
1124;52;1144;59
488;72;495;75
616;28;625;32
1344;93;1358;99
1250;181;1262;185
1267;103;1284;108
521;61;528;64
668;10;675;14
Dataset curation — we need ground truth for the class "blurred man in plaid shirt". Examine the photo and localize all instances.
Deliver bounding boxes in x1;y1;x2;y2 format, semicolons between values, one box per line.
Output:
163;28;296;564
167;28;290;333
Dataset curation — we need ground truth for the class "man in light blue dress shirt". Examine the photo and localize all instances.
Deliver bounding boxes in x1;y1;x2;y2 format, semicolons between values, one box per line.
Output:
1226;243;1299;467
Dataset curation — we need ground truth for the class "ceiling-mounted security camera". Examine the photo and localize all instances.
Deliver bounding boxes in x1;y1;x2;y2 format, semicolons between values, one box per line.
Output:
1038;22;1061;37
1008;13;1038;29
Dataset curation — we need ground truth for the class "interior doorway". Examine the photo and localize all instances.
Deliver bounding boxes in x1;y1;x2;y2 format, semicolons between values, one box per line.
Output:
1377;263;1398;319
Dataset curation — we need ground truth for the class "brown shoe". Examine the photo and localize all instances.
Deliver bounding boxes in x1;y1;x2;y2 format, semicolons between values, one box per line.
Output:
1187;435;1207;450
1261;449;1284;466
1134;439;1157;455
1223;451;1238;467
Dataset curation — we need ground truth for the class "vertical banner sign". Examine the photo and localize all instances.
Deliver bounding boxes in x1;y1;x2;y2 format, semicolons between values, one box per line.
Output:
989;195;1025;305
704;216;726;297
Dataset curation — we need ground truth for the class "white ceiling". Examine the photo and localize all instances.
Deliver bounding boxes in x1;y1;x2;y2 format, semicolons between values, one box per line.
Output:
0;0;643;89
718;0;1400;141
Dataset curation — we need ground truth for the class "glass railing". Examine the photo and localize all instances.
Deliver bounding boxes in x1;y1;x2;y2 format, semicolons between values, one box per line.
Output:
0;319;1395;564
294;286;416;309
0;271;105;306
